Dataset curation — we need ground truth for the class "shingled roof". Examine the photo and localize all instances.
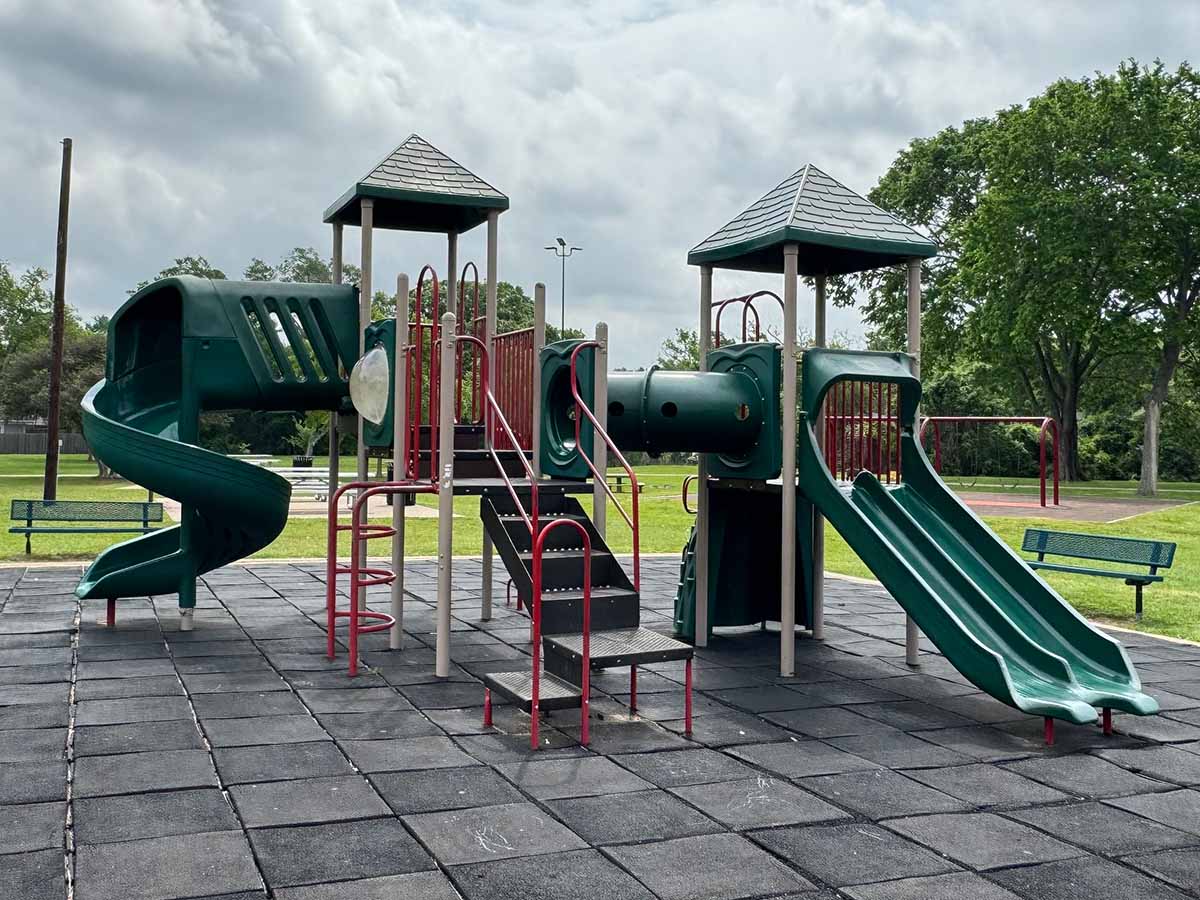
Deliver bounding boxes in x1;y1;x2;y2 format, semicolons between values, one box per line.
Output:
688;164;936;275
324;134;509;234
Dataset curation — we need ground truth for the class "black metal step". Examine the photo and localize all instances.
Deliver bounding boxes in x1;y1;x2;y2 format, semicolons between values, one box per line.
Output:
516;548;623;592
415;424;486;451
547;627;694;667
482;669;582;713
497;512;590;552
538;587;641;635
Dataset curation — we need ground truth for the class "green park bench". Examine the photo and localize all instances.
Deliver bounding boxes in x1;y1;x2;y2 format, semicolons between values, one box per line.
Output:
1022;527;1176;621
10;499;164;556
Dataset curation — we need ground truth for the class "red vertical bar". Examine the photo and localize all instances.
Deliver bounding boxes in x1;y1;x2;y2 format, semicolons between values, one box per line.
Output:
838;382;846;480
885;383;893;483
876;383;884;477
896;386;903;483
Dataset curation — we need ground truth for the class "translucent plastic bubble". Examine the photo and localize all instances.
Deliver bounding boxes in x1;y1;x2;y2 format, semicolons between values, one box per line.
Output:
349;344;390;425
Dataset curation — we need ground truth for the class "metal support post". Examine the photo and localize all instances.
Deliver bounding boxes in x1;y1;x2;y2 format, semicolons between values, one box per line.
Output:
694;266;713;647
435;313;456;677
532;283;547;480
812;273;827;641
391;273;410;650
780;245;799;676
905;258;922;667
593;322;608;537
481;212;500;620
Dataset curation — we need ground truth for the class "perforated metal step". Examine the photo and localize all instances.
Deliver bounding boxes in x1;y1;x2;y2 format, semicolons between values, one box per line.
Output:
545;627;694;668
482;669;583;712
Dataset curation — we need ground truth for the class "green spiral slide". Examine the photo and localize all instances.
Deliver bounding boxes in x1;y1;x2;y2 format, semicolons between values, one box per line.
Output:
75;277;359;625
799;349;1157;724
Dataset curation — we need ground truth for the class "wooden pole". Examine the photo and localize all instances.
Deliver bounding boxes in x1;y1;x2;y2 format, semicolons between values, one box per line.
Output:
44;138;72;502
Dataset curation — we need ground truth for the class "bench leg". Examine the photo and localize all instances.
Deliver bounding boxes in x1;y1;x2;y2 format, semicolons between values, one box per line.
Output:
25;533;30;556
1135;583;1143;621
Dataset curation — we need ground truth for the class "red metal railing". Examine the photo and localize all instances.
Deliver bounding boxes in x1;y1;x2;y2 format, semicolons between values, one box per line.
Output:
325;480;435;676
919;416;1060;507
681;474;698;514
456;262;484;424
713;290;783;346
492;327;535;451
406;265;441;483
570;341;640;592
825;380;903;484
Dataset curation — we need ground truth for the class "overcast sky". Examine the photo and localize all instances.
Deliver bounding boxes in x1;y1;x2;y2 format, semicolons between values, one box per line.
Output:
2;0;1197;367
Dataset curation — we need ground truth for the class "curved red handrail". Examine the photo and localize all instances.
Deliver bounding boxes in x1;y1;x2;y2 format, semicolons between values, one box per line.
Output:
457;262;481;422
569;341;639;592
713;290;784;346
681;474;698;515
530;518;592;749
410;265;440;485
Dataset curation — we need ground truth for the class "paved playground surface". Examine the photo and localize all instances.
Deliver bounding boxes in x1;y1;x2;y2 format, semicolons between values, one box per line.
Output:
959;490;1189;523
3;558;1200;900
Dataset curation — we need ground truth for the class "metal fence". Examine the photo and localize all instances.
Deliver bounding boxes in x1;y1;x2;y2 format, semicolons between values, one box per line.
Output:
0;432;89;454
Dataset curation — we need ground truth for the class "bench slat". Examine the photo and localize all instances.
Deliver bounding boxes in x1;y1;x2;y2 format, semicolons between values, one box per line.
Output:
1021;527;1175;569
1028;561;1163;583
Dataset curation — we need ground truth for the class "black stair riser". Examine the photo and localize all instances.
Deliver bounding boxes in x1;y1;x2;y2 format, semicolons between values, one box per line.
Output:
525;553;623;592
489;491;572;517
416;455;528;480
414;425;486;451
501;518;593;552
544;650;585;686
539;594;640;635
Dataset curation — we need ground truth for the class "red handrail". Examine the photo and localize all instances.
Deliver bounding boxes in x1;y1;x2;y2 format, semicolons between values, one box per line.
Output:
408;265;440;485
457;262;481;423
713;290;784;346
529;518;592;749
918;416;1060;507
569;341;640;592
325;479;435;675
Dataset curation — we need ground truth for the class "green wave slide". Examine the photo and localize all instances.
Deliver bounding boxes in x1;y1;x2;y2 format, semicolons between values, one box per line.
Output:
76;277;359;627
799;349;1156;725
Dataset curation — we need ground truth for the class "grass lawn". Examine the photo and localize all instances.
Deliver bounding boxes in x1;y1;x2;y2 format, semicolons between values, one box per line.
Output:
5;455;1199;643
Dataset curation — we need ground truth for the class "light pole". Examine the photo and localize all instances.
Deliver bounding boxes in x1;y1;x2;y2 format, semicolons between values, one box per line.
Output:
544;236;581;332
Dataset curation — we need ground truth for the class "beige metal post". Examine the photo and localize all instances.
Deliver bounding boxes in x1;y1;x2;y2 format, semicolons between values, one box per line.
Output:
905;258;922;667
328;223;344;504
447;233;458;323
481;211;500;620
593;322;608;537
532;283;546;479
435;312;456;677
780;244;799;677
694;265;713;648
812;273;827;641
391;273;410;650
358;200;373;492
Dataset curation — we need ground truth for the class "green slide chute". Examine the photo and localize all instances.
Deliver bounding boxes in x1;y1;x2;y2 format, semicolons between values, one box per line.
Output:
76;277;360;619
799;349;1156;724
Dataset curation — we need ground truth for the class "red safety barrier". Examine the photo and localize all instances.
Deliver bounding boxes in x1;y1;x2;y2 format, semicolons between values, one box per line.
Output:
456;262;484;424
824;379;903;484
491;327;535;451
918;416;1060;507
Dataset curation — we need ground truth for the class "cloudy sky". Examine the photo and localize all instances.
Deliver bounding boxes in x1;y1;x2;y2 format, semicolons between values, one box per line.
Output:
2;0;1197;367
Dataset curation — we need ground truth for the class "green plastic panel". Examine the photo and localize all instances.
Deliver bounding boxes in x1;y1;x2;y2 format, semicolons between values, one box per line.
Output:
538;340;595;479
707;342;781;479
362;318;397;448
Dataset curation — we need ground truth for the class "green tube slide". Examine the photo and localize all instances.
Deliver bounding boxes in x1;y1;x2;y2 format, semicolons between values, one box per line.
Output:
76;277;360;618
799;349;1156;724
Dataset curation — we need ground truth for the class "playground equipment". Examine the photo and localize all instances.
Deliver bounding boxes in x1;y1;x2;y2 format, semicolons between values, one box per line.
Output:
75;277;358;629
76;140;1156;746
919;415;1060;507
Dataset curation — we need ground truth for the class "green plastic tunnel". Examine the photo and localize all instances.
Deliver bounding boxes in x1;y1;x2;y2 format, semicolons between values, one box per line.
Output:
540;340;782;480
605;368;761;455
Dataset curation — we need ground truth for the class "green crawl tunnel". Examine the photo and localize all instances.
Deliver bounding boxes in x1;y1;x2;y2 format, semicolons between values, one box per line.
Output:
539;340;781;478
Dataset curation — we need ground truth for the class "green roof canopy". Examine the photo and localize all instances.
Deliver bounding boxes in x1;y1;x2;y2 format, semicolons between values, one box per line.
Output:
324;134;509;234
688;164;936;275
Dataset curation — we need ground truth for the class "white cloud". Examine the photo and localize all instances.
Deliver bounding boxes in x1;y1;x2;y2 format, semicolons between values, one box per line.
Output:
1;0;1196;366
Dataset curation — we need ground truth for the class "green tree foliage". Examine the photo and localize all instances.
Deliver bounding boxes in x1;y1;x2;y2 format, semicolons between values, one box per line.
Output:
835;60;1200;487
133;255;226;292
0;262;60;371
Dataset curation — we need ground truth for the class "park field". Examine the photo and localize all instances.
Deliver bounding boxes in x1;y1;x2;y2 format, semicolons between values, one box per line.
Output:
3;455;1198;643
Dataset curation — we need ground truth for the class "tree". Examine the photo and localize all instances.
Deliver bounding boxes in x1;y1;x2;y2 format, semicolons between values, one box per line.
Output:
243;258;275;281
0;262;60;371
0;329;107;473
654;326;844;371
133;256;227;293
289;410;328;457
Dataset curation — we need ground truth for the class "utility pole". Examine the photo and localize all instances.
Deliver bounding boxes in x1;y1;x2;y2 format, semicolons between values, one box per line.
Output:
544;236;581;333
44;138;72;502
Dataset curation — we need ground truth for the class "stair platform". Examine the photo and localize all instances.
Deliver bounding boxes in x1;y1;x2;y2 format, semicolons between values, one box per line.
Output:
545;627;694;668
482;669;582;712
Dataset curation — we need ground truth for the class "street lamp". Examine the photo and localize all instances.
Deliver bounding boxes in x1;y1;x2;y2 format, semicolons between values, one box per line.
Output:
544;236;582;332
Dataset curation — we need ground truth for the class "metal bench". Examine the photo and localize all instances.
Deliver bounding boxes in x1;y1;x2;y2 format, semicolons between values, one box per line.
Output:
1022;527;1176;620
607;473;645;494
10;499;164;555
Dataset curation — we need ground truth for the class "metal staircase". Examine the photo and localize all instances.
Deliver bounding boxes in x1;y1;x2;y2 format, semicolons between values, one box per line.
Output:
478;338;694;748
